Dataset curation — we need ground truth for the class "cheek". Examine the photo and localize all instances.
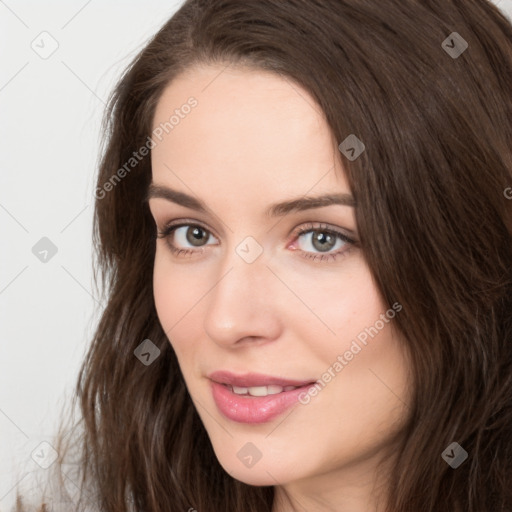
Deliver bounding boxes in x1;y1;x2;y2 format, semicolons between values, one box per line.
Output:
152;247;215;364
153;246;207;313
288;257;410;423
153;250;197;344
319;263;407;396
153;255;177;328
286;255;391;361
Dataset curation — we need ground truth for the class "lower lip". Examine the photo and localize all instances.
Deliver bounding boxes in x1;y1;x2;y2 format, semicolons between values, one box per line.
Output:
210;380;316;424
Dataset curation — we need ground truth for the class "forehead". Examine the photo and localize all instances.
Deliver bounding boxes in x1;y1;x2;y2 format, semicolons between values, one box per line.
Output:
150;64;350;206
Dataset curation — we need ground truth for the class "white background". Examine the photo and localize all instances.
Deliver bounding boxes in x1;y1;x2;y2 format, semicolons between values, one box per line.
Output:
1;1;511;510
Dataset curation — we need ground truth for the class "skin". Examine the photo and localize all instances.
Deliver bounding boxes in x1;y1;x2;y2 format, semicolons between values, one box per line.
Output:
148;63;411;512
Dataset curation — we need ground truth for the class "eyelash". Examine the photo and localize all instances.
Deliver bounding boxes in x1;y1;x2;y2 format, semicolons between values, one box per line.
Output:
155;220;357;263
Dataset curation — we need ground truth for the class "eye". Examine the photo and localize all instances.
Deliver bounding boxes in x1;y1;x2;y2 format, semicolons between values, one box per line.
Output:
290;222;356;262
156;221;218;257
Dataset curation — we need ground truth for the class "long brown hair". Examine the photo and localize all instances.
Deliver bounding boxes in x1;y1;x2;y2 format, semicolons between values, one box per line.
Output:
13;0;512;510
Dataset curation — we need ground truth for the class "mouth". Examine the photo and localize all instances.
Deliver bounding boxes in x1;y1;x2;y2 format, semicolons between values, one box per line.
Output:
208;373;318;424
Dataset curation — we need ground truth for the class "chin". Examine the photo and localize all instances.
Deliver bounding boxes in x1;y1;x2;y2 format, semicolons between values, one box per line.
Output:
226;466;285;487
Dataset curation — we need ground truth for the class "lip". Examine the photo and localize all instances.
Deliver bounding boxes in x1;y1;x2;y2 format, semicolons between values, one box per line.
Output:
208;370;316;388
208;371;318;424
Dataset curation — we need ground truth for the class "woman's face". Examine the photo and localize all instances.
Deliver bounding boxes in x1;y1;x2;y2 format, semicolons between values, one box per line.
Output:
148;63;410;498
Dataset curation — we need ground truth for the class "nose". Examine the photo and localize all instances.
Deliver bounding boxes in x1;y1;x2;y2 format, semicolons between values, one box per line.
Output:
202;247;283;348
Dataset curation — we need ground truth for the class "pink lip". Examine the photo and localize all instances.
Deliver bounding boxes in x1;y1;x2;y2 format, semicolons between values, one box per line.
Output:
208;371;318;424
208;370;316;388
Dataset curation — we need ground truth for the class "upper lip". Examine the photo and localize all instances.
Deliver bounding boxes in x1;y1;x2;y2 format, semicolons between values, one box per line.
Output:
208;370;317;388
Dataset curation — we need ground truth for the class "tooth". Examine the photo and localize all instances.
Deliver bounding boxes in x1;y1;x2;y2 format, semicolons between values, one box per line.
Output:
228;384;295;396
244;385;285;396
247;386;269;396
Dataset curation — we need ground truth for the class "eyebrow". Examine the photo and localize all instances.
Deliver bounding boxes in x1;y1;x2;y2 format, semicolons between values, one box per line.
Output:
145;183;356;217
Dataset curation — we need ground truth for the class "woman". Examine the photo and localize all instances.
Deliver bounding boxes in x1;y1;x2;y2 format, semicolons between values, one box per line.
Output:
13;0;512;510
